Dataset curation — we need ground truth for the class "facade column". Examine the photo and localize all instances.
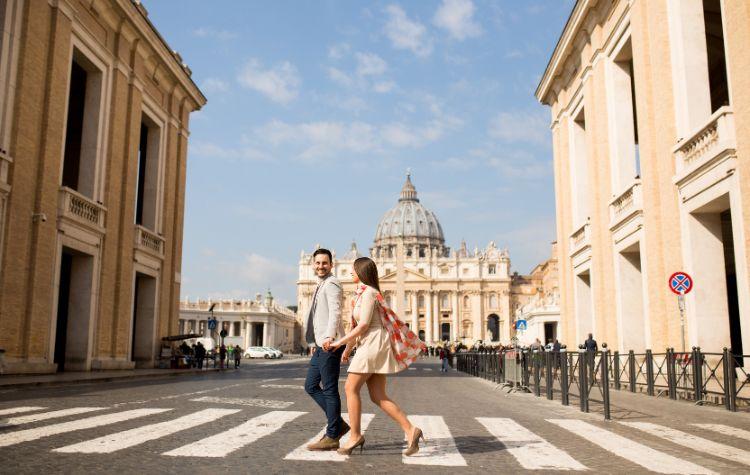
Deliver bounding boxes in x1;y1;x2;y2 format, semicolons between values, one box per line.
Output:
432;292;440;341
243;321;250;349
410;292;418;332
228;320;235;337
262;321;270;346
249;323;256;347
451;292;459;342
267;321;276;347
425;291;433;344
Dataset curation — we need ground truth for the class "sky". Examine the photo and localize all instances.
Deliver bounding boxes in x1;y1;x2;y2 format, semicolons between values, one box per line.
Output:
144;0;575;305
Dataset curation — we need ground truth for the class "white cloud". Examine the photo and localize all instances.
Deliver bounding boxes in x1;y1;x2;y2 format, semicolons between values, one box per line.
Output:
384;4;433;57
488;110;550;145
200;77;229;94
355;52;387;76
328;43;351;60
212;253;297;304
256;119;379;160
486;149;551;179
192;27;238;41
237;59;301;104
327;67;353;87
373;81;396;93
189;140;271;162
433;0;482;40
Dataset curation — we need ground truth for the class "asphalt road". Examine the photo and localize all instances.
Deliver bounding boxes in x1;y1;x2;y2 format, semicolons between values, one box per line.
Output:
1;357;749;474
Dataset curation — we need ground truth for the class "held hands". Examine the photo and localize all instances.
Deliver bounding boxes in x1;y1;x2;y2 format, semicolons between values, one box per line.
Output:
322;338;342;352
341;347;352;363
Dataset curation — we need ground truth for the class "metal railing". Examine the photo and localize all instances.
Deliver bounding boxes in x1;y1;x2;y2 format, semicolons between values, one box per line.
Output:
456;346;750;419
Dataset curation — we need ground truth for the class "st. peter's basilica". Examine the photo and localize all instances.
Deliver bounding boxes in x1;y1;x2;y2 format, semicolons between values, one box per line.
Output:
297;174;557;347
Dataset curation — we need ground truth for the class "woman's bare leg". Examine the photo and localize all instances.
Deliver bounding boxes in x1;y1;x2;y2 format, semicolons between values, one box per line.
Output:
366;374;414;438
344;372;370;443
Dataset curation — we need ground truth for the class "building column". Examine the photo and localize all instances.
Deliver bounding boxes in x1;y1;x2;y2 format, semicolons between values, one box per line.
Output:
410;292;418;332
452;292;459;342
243;321;250;349
262;321;270;347
432;292;440;341
228;320;235;337
249;323;256;347
425;291;433;344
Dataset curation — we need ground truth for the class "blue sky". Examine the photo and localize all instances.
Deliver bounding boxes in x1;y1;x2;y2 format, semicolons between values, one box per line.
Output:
144;0;574;305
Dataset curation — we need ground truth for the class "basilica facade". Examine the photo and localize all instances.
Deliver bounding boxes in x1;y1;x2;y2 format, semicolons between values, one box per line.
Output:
297;174;531;347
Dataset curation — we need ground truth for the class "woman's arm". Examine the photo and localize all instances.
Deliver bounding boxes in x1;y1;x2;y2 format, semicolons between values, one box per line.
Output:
331;289;375;348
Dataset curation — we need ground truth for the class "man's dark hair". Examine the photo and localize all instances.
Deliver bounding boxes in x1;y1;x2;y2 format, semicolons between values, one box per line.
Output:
313;248;333;263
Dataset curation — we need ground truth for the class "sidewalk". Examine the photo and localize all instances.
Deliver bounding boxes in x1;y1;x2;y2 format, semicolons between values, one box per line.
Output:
0;366;224;389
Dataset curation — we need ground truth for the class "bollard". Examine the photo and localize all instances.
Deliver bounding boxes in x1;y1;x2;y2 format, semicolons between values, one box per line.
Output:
579;349;589;413
628;350;637;393
723;348;737;412
667;348;677;400
533;351;541;397
546;351;554;400
692;347;703;402
613;351;621;390
560;349;569;405
645;350;655;396
601;348;611;420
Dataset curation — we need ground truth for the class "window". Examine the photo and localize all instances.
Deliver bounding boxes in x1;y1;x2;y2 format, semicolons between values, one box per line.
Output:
703;0;729;112
418;268;424;274
419;247;425;258
440;267;449;275
441;293;449;309
418;294;425;309
463;268;469;275
62;49;105;198
404;293;409;307
488;264;496;275
463;295;470;308
135;111;163;230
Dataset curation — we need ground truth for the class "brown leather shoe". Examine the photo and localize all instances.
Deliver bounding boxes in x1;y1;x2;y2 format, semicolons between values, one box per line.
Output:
307;435;339;451
336;420;351;441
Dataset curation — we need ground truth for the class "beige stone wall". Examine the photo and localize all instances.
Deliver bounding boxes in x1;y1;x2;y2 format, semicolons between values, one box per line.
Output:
537;0;750;353
0;0;205;373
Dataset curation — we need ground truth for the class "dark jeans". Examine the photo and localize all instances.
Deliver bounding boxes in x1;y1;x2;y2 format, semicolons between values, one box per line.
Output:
305;346;345;439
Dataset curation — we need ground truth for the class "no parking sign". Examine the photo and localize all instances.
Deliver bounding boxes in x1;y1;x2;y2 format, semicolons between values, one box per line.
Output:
669;272;693;295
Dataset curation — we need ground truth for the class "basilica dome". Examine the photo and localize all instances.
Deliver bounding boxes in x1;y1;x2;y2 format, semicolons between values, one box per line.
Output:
373;174;445;247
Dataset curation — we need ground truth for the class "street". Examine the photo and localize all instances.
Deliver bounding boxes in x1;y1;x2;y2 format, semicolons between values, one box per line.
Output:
1;357;749;474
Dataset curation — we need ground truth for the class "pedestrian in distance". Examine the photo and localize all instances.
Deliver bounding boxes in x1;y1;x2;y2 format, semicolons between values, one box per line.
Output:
330;257;426;457
439;347;449;373
219;344;227;370
584;333;598;352
195;342;206;369
234;344;242;368
303;248;348;451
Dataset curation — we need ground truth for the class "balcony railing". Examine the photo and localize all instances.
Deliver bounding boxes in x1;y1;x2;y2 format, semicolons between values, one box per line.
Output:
135;224;165;258
674;106;736;180
569;220;590;256
609;180;643;230
58;186;106;232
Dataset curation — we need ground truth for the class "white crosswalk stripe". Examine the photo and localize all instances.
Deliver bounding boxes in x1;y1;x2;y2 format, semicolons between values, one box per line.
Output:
0;407;46;417
54;408;239;454
284;413;375;461
621;422;750;467
165;410;305;457
691;423;750;442
548;419;714;474
402;415;466;466
0;409;171;448
189;396;294;409
0;407;104;427
477;417;586;471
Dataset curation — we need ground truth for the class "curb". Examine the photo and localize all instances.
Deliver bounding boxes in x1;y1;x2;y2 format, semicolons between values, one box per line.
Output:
0;367;225;389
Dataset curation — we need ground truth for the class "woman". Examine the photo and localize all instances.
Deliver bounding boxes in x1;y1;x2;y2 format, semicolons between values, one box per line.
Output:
329;257;425;456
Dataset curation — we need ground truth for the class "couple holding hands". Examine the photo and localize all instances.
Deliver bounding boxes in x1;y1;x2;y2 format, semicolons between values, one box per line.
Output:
304;248;425;456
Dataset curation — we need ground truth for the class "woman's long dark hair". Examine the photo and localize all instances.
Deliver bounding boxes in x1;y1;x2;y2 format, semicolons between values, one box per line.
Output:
353;257;380;292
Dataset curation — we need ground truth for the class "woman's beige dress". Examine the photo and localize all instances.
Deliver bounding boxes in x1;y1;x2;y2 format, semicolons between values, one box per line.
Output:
347;286;402;374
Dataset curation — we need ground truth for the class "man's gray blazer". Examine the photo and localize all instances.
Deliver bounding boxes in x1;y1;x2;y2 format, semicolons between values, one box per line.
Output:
309;276;344;347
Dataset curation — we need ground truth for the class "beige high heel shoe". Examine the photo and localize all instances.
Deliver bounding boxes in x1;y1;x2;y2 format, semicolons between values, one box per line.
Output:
337;435;365;455
403;427;425;456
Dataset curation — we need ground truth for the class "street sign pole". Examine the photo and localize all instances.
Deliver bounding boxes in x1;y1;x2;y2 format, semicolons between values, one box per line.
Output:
668;271;693;354
678;290;686;353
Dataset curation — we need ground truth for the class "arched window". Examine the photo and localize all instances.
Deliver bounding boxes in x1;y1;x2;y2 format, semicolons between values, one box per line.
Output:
463;295;470;309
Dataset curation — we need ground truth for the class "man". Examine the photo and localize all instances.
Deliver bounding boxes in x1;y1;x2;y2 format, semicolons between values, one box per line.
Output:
584;333;598;352
234;344;242;368
195;342;205;369
304;248;348;451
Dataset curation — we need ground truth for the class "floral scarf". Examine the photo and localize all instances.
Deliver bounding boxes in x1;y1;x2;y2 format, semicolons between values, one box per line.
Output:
354;284;426;370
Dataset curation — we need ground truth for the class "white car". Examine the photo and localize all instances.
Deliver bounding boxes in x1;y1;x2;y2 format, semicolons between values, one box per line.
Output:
243;347;277;359
263;347;283;358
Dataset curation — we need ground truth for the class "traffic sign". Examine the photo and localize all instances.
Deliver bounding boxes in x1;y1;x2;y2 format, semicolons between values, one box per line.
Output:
669;271;693;295
207;318;217;330
516;319;527;331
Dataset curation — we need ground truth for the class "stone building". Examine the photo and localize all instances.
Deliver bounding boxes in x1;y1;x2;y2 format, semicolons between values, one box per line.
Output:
513;243;560;346
179;292;297;353
298;174;526;347
0;0;205;373
535;0;750;354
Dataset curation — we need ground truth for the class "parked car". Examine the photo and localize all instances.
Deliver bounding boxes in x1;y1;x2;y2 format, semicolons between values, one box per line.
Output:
263;347;283;358
243;346;277;359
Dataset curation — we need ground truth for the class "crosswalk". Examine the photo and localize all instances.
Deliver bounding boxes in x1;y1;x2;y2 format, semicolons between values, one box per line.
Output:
1;405;749;471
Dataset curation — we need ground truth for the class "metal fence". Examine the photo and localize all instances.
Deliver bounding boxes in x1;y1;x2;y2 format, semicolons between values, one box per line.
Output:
455;347;750;419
